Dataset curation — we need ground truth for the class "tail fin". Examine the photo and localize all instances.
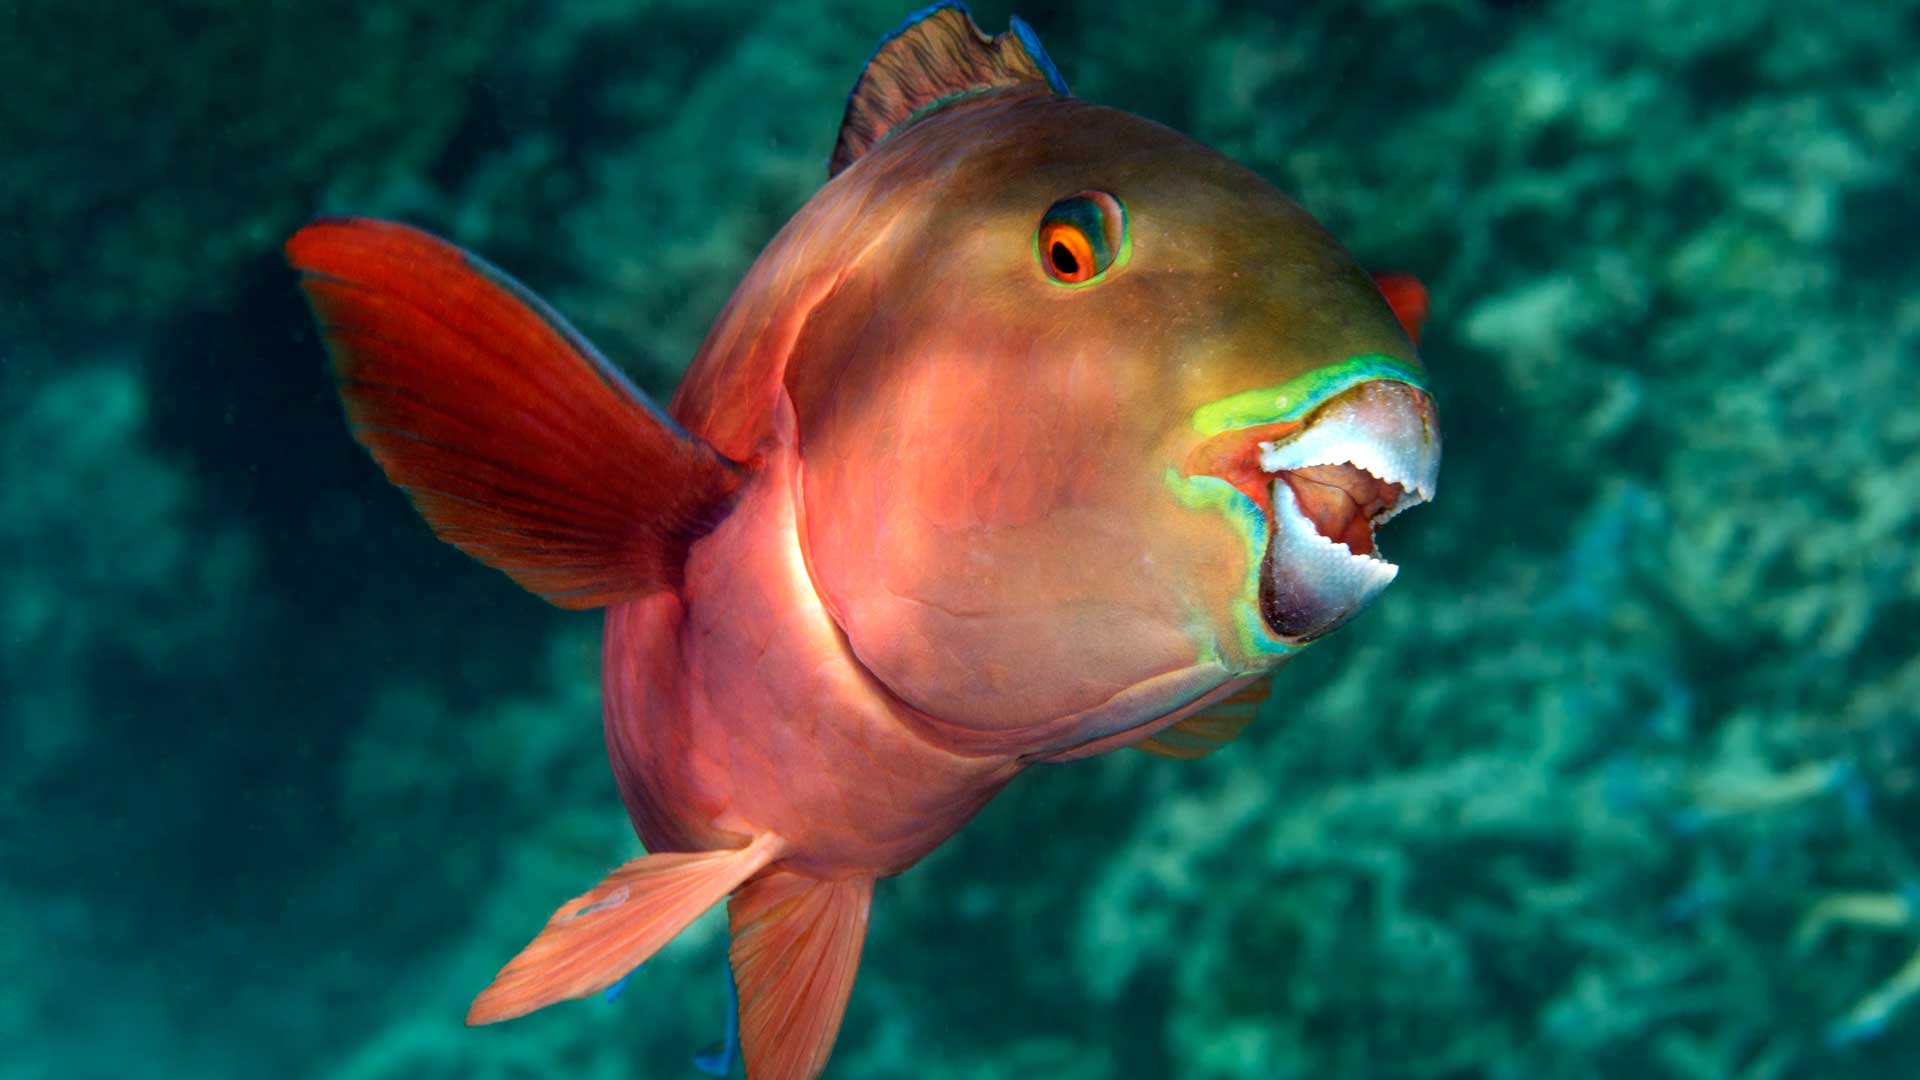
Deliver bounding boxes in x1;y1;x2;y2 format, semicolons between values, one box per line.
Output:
467;833;781;1025
728;871;874;1080
285;218;744;608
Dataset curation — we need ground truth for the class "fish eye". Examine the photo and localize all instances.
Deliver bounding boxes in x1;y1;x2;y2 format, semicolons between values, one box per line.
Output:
1036;191;1128;286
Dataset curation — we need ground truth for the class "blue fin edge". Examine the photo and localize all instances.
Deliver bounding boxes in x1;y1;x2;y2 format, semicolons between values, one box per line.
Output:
1010;15;1070;96
454;246;696;443
852;2;1068;104
691;960;741;1076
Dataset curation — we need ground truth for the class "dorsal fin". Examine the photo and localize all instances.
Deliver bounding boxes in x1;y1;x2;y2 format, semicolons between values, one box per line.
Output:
830;2;1068;177
1135;678;1272;760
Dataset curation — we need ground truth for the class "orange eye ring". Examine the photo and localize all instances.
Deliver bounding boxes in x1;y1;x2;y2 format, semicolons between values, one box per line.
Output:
1039;221;1097;284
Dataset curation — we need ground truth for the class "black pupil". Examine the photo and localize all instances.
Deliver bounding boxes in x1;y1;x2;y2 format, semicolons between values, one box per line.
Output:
1050;241;1079;276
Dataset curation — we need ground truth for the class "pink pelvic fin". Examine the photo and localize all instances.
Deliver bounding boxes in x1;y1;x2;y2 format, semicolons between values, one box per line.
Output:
467;833;781;1025
728;871;874;1080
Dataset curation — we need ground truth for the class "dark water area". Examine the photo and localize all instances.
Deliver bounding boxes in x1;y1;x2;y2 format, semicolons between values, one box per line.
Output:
4;1;1918;1077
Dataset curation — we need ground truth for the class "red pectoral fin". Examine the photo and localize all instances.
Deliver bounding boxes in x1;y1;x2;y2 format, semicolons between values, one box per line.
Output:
1371;270;1429;345
287;218;742;608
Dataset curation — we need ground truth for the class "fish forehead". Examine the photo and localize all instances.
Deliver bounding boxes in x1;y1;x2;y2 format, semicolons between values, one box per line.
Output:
836;91;1418;386
671;90;1414;463
775;89;1421;478
867;94;1332;271
863;100;1240;252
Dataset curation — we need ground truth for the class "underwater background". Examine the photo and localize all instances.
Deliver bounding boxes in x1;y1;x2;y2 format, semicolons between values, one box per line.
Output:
5;0;1918;1077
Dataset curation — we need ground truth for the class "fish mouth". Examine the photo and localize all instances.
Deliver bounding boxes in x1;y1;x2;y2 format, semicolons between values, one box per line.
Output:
1189;379;1439;644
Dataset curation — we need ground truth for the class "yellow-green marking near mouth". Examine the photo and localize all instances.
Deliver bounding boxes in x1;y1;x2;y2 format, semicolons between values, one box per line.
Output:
1165;468;1300;661
1190;354;1426;437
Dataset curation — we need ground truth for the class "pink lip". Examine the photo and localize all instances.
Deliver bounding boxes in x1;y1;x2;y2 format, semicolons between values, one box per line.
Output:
1181;419;1304;521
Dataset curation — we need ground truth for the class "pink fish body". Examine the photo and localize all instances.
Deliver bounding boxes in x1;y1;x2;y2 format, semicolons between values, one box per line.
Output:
287;6;1440;1079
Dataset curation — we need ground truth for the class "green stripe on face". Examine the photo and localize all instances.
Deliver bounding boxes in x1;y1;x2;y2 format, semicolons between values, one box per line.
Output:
1163;470;1302;662
1190;354;1426;436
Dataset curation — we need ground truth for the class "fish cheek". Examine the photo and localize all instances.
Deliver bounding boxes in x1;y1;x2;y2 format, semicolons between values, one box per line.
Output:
785;282;1214;734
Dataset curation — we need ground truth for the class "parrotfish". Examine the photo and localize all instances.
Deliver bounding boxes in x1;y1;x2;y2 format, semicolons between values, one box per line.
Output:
286;5;1439;1078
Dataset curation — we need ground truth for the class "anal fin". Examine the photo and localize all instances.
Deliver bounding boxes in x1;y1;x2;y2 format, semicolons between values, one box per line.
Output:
467;833;781;1025
728;871;874;1080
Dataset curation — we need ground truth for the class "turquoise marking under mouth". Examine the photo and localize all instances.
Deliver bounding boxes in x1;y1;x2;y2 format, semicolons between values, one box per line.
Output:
1190;354;1426;437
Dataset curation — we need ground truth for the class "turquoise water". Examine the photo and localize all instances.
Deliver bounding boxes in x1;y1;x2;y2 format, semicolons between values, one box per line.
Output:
5;1;1917;1077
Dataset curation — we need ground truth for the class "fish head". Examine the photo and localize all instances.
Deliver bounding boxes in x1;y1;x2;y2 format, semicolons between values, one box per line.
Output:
782;93;1439;748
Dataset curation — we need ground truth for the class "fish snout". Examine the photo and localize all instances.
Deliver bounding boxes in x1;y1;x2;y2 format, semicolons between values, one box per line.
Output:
1184;374;1439;646
1255;379;1438;642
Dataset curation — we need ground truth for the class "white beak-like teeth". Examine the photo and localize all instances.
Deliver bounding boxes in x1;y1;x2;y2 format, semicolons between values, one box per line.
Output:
1274;476;1397;588
1256;380;1441;529
1265;476;1398;617
1251;380;1440;642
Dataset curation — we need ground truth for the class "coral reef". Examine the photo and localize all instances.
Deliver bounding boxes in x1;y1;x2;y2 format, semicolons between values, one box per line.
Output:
4;0;1916;1077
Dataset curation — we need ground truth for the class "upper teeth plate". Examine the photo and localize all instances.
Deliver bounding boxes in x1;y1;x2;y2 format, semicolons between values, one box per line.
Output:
1257;380;1440;530
1250;380;1440;643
